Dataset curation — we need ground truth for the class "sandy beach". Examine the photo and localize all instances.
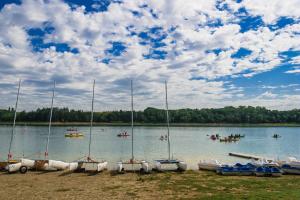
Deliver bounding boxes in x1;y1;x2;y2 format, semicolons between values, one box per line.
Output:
1;170;300;200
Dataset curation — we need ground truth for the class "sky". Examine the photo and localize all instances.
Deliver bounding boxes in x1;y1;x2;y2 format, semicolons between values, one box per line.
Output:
0;0;300;111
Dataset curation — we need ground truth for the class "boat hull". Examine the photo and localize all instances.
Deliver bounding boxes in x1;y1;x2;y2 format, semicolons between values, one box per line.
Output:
49;160;69;170
282;164;300;175
8;162;22;173
80;161;108;172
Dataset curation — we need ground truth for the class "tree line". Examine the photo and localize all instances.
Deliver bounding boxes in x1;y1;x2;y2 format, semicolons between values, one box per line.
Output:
0;106;300;123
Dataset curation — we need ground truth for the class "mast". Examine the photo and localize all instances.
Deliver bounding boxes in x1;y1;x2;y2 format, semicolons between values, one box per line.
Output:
88;80;95;160
165;81;171;160
131;80;134;161
45;81;55;158
8;79;21;161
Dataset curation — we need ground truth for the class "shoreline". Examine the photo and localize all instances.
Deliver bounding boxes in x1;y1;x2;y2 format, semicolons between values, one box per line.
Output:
0;122;300;127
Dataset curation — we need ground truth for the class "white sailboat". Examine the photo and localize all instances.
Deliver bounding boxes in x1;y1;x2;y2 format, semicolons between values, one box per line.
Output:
2;79;29;174
116;80;150;173
20;81;71;171
153;81;187;171
70;80;108;173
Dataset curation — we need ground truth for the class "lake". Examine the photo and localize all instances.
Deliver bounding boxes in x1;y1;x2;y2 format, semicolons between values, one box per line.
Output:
0;126;299;169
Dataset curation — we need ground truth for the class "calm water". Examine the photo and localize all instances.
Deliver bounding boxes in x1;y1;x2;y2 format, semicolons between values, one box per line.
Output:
0;126;299;169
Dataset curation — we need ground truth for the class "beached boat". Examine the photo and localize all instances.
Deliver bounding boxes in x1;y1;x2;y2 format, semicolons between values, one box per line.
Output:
281;157;300;174
218;163;256;176
4;80;29;174
198;160;222;171
19;81;72;171
116;80;149;173
153;81;187;172
69;80;107;173
255;166;282;177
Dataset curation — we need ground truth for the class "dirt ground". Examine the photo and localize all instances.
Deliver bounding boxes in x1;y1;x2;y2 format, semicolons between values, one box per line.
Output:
0;170;300;200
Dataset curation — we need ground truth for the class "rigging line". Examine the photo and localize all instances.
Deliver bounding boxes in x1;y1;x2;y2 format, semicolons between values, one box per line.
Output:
88;80;95;160
45;81;55;158
8;79;21;161
165;80;171;161
131;80;134;161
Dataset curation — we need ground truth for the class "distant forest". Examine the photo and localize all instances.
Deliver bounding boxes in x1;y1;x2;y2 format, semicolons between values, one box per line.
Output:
0;106;300;124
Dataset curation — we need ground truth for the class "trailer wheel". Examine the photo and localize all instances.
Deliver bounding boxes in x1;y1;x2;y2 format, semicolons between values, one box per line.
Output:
19;166;28;174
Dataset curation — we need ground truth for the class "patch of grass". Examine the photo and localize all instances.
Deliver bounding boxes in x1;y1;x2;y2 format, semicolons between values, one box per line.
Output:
155;171;300;200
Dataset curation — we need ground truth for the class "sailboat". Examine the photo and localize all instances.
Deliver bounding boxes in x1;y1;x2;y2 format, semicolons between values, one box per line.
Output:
153;81;187;171
69;80;108;173
0;80;28;173
17;81;72;171
116;80;149;173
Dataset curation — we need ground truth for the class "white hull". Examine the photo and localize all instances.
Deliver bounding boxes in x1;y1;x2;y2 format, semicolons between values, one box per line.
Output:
141;161;150;173
8;162;22;173
154;160;187;171
177;162;187;171
154;161;162;171
198;160;222;171
68;162;79;171
82;161;108;172
116;161;150;173
49;160;69;170
21;158;35;168
117;162;123;173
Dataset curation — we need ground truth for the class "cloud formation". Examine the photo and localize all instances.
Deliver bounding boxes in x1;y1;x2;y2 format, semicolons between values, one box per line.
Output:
0;0;299;111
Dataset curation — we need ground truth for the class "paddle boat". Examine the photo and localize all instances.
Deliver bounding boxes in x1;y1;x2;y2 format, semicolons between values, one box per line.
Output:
281;157;300;175
255;166;282;177
65;128;84;137
198;159;223;171
117;131;130;137
218;163;256;176
210;135;217;140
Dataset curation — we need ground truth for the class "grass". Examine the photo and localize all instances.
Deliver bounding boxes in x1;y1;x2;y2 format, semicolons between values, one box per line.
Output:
1;170;299;199
141;170;300;199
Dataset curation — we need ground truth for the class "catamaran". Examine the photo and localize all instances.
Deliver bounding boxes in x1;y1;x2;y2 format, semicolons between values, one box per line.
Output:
116;80;149;173
68;80;108;173
0;80;29;173
153;81;187;171
18;81;73;171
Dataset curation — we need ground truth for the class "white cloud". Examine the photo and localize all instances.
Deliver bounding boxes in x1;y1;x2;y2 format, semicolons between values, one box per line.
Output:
0;0;299;111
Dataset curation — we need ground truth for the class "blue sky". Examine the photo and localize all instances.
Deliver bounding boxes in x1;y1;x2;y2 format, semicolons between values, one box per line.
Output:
0;0;299;111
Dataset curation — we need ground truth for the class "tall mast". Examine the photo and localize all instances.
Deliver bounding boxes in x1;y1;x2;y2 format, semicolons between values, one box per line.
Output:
8;79;21;161
88;80;95;160
165;81;171;160
45;81;55;158
131;80;134;161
